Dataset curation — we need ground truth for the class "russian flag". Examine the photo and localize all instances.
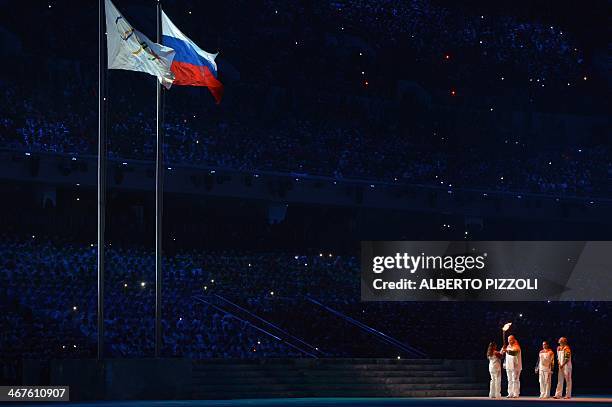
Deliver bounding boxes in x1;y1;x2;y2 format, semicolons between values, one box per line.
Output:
161;11;223;104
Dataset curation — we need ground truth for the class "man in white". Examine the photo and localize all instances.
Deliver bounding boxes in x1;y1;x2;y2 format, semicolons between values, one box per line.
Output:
535;341;554;398
502;335;522;398
554;337;572;399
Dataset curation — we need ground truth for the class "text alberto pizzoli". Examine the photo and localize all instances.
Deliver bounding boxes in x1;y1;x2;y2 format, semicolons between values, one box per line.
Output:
371;253;538;291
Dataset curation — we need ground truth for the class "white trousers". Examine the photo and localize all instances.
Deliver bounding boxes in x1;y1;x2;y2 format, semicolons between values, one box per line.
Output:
489;369;501;398
555;365;572;398
539;370;552;398
506;369;521;397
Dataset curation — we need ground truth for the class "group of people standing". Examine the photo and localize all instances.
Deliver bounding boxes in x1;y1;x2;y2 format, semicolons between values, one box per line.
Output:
487;336;573;399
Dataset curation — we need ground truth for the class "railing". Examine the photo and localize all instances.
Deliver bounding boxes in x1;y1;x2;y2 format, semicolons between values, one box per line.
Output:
307;296;427;358
192;295;319;358
210;294;325;357
3;147;611;203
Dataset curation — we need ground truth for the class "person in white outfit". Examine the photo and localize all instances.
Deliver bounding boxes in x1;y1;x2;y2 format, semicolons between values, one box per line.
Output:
554;337;572;399
502;335;522;398
487;342;503;398
535;341;554;398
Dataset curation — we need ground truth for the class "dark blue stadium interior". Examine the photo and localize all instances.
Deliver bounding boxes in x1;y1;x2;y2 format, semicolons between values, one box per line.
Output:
0;0;610;403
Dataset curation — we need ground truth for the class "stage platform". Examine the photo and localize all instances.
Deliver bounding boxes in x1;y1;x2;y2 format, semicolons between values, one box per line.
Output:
23;396;612;407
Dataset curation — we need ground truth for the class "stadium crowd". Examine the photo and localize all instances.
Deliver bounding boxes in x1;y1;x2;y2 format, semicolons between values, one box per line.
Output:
1;82;609;197
1;236;610;365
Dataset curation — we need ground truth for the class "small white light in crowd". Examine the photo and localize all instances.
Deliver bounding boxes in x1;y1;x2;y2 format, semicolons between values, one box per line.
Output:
547;300;551;303
295;41;298;45
167;167;172;170
480;15;484;19
270;291;274;296
583;76;587;81
25;152;31;156
370;184;374;188
76;197;80;201
359;52;362;56
72;157;77;161
397;356;401;360
124;283;128;288
479;40;483;44
275;10;278;14
519;313;523;317
73;344;77;348
62;345;66;349
254;174;260;178
179;317;183;321
76;183;80;186
304;263;308;267
204;286;208;290
141;281;146;287
500;176;504;180
315;347;319;351
122;162;127;166
73;306;77;311
196;140;199;144
211;279;215;283
464;231;468;235
490;108;494;112
257;341;261;345
188;11;192;14
248;263;252;267
48;4;52;8
210;170;216;174
294;255;299;260
32;235;35;239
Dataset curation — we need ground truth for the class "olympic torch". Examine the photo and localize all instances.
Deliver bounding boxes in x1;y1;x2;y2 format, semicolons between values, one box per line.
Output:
502;322;512;346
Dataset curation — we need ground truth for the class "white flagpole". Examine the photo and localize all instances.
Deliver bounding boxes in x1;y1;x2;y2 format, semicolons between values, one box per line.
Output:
155;0;164;358
97;0;107;360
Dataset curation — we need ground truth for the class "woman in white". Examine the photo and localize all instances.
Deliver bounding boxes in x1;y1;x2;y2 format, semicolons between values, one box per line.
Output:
487;342;503;398
554;337;572;399
535;341;554;398
501;335;522;398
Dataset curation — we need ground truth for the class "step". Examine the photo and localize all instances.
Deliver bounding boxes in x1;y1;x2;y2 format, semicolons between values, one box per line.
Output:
193;364;449;372
192;388;488;399
192;369;462;379
192;376;470;386
192;382;484;392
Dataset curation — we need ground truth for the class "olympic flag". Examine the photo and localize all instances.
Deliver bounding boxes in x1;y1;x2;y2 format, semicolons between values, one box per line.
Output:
105;0;175;89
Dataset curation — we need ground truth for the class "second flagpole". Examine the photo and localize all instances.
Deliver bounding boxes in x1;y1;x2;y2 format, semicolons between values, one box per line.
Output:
155;0;164;358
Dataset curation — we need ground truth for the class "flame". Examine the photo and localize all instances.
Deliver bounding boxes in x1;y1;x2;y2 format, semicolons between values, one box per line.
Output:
502;322;512;332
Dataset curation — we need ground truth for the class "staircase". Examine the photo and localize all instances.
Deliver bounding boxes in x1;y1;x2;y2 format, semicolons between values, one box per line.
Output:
191;358;487;399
